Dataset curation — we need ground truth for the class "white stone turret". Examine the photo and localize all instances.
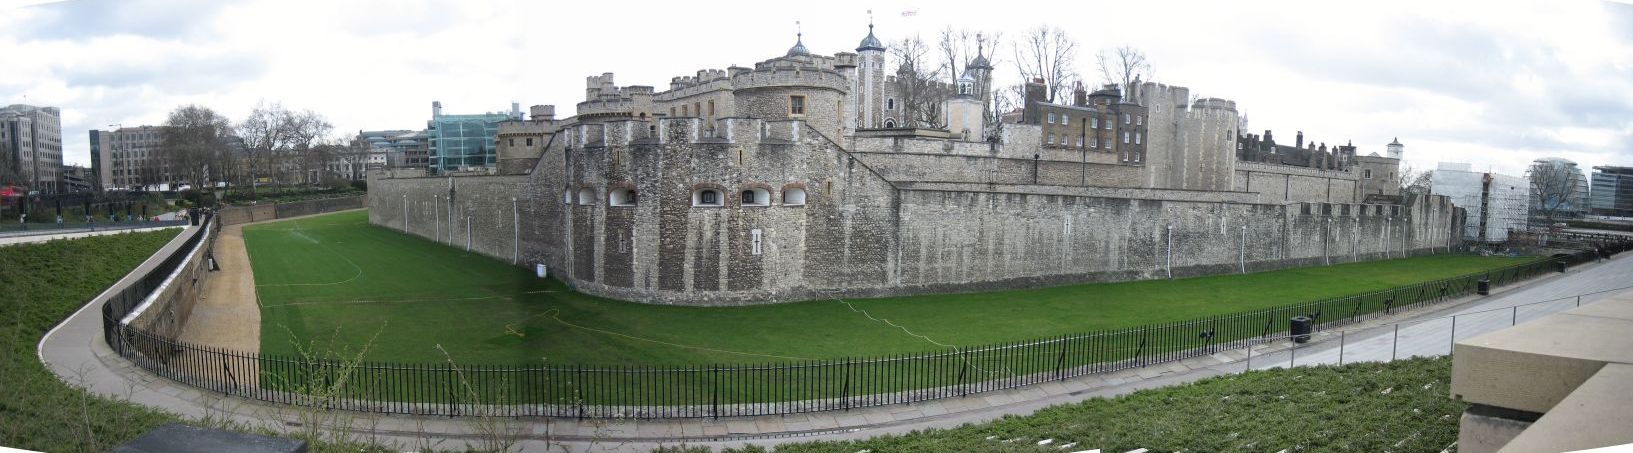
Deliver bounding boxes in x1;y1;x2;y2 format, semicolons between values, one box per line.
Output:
1387;137;1404;160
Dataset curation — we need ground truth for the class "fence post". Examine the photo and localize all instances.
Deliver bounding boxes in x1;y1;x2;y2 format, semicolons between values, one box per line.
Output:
1338;330;1345;365
1449;315;1458;352
1289;340;1296;368
708;363;721;415
1391;324;1400;361
1054;336;1068;380
1512;305;1518;326
1245;343;1253;371
1577;296;1582;307
843;359;855;408
576;367;585;420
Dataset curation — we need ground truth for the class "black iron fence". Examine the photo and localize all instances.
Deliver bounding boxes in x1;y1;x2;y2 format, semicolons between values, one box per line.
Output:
99;232;1632;419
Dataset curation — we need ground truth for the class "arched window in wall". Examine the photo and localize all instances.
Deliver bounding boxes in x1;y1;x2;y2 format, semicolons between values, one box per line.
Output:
741;188;770;207
883;118;896;128
693;188;723;207
577;188;595;205
782;187;807;206
609;188;637;206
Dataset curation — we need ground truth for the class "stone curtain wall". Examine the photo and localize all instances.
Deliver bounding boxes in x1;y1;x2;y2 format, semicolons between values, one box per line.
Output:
1234;161;1360;204
368;175;538;268
368;117;1462;306
893;190;1459;293
220;196;366;226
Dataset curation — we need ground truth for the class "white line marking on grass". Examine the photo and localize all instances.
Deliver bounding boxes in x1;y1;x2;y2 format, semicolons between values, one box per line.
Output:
518;309;818;361
261;295;508;308
255;218;364;288
834;298;1019;378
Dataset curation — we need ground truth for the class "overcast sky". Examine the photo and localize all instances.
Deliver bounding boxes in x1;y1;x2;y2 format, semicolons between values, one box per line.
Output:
3;0;1630;176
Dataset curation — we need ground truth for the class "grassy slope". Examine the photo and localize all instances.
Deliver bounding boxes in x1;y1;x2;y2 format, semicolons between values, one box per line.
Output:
0;230;182;451
252;211;1532;367
672;357;1464;453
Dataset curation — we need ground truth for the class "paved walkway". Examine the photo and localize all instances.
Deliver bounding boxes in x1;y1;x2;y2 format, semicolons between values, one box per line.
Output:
36;253;1633;452
0;224;184;247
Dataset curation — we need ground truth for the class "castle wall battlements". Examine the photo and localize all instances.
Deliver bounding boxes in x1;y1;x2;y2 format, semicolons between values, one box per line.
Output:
731;68;849;92
563;117;811;149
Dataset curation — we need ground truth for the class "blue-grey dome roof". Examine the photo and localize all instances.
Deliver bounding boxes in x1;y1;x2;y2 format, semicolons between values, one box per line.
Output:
856;24;885;52
788;33;811;56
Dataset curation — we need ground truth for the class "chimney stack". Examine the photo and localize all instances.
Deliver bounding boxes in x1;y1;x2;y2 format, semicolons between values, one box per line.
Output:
1295;131;1303;149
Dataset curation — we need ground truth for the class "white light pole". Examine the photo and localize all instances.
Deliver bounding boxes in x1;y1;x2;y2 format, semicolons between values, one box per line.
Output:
511;197;519;264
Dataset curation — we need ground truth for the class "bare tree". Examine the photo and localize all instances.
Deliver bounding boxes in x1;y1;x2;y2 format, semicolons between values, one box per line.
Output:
937;29;1001;86
159;105;231;193
890;36;950;129
1400;165;1432;195
1097;45;1153;97
237;102;333;196
1011;25;1079;104
1528;159;1586;222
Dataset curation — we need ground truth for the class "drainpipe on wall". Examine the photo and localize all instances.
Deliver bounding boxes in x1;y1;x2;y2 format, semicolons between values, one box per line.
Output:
402;194;407;231
1239;224;1246;274
512;197;519;264
466;213;472;252
1166;224;1174;279
1324;218;1332;265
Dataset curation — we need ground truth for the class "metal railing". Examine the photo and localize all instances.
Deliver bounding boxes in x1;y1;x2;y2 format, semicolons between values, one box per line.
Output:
98;234;1633;419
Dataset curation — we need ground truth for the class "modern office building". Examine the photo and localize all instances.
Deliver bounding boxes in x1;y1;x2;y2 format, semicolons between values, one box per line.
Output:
0;104;64;193
1590;165;1633;217
90;125;175;191
59;164;93;193
1527;157;1590;220
1432;162;1530;242
358;129;431;169
427;101;521;173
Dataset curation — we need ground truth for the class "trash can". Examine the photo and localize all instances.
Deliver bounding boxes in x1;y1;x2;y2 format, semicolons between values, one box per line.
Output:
1477;279;1490;296
535;263;548;279
1290;316;1313;343
1556;260;1567;273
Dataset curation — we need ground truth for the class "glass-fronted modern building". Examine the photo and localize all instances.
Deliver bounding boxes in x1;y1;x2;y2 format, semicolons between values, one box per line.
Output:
1591;166;1633;217
428;101;519;173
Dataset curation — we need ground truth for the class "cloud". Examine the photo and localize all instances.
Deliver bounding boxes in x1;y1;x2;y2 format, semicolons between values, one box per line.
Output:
12;0;227;41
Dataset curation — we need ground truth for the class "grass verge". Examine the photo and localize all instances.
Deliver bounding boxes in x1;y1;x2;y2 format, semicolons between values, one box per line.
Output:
661;357;1465;453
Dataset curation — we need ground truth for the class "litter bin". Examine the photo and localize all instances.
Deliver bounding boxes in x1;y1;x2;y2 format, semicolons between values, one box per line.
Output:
1477;279;1490;296
1290;316;1313;343
1555;260;1567;273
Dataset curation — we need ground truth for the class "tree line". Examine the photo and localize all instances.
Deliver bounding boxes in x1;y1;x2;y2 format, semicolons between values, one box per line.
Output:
135;102;370;198
884;26;1155;141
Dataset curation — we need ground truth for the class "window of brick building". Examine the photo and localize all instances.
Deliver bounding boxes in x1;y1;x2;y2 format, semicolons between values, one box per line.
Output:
1091;117;1099;129
1046;134;1054;145
1135;133;1141;145
1048;112;1056;124
526;137;533;146
1364;169;1373;179
1062;115;1069;126
1124;113;1131;124
1091;136;1098;148
1137;115;1143;126
682;105;689;116
708;100;716;116
751;229;763;255
1123;131;1130;144
887;98;895;110
695;102;702;117
790;95;806;115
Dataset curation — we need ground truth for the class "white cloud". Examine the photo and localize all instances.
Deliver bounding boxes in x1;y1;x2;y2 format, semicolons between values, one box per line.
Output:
2;0;1628;178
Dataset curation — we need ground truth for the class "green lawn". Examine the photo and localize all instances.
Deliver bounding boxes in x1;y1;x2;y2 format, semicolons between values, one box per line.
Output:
250;210;1533;367
666;357;1465;453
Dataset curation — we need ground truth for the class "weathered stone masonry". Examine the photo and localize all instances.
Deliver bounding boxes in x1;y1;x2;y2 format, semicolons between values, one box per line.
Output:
370;115;1463;306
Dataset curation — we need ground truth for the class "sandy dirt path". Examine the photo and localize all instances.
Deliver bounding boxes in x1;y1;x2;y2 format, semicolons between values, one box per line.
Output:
178;222;262;353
